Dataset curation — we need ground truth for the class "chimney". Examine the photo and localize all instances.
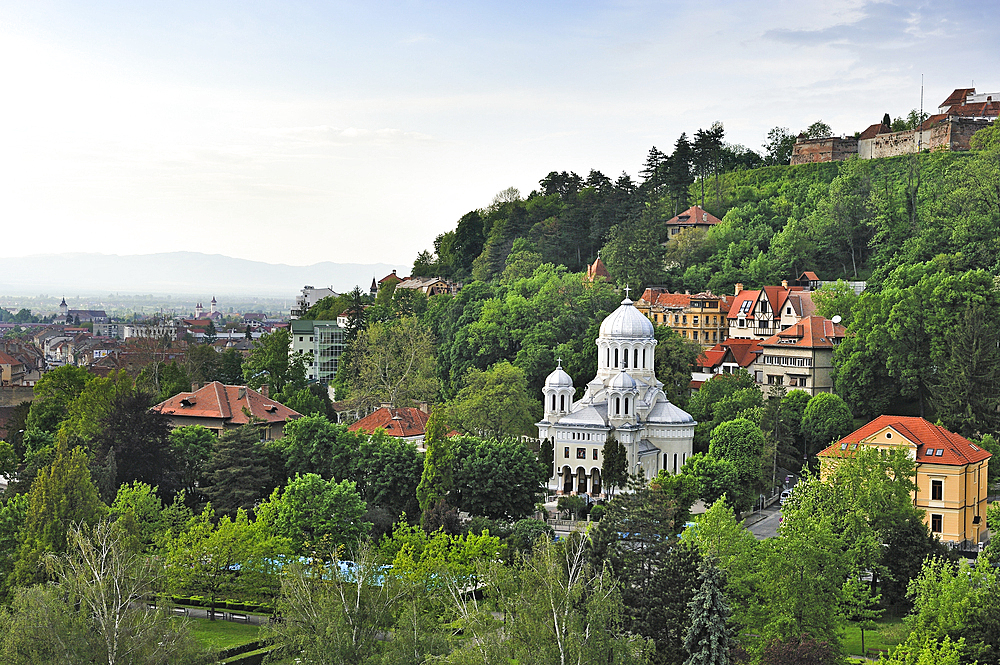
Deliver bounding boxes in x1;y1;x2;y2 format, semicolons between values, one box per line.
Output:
735;283;743;296
417;401;429;414
781;279;788;289
260;384;269;398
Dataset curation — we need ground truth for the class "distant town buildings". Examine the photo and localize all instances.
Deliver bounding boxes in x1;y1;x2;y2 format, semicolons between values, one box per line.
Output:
291;286;338;319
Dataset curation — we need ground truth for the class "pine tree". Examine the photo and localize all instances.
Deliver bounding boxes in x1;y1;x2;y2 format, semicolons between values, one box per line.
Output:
12;445;108;586
416;407;454;515
684;558;732;665
204;425;274;516
602;434;627;497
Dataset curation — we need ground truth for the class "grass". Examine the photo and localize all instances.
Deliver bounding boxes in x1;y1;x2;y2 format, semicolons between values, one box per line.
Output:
842;618;908;658
184;616;264;652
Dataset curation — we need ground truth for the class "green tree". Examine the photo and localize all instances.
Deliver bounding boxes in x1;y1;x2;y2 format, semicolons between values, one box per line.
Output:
258;473;370;556
763;127;795;166
707;418;766;512
242;328;292;392
450;436;547;520
449;361;538;441
59;370;134;445
168;425;215;504
355;433;424;520
601;212;667;296
343;315;439;411
165;506;289;617
841;574;883;657
811;279;858;325
602;433;628;497
417;408;454;514
92;390;175;498
13;445;108;586
800;392;853;458
26;365;92;433
273;414;360;481
684;558;732;665
681;453;739;508
203;425;275;516
109;481;165;554
654;325;703;409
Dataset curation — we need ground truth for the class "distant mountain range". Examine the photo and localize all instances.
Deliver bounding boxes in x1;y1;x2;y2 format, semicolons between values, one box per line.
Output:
0;252;410;297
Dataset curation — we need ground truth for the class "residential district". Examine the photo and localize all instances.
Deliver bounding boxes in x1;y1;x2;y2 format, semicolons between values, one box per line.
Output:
0;86;997;665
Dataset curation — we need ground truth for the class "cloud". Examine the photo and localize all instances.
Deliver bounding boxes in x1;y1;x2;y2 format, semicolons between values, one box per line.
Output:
252;125;434;147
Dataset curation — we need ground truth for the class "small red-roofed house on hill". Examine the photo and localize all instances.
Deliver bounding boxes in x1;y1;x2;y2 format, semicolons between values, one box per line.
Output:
348;406;438;450
818;415;991;548
663;205;722;241
585;256;610;283
153;381;302;440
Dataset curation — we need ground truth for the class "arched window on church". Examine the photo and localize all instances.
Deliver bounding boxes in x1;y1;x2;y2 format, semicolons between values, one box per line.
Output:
560;394;565;411
614;348;618;368
633;349;638;368
624;397;629;414
606;348;610;367
623;348;628;368
642;348;646;368
551;394;556;411
615;397;621;415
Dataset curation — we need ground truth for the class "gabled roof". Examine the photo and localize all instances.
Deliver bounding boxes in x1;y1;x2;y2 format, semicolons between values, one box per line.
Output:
586;257;610;282
758;315;845;349
798;271;820;282
0;351;23;366
858;122;892;140
940;87;976;110
379;270;404;284
654;292;692;308
696;347;726;370
945;102;1000;118
727;289;760;319
785;291;816;318
348;407;430;438
665;205;722;227
697;339;762;370
153;381;301;425
819;415;992;467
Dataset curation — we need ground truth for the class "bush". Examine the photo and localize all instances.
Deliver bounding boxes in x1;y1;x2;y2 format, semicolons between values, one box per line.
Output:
557;495;586;519
589;504;606;522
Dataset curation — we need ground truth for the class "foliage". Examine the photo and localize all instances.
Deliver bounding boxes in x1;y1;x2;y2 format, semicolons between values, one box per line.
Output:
800;392;853;457
355;432;424;519
59;370;134;445
449;435;547;520
92;390;175;499
242;328;293;392
109;481;165;553
273;414;360;481
164;506;290;616
601;433;628;496
342;315;440;411
684;558;732;665
258;473;370;556
707;418;766;512
203;425;276;516
13;445;108;586
448;361;538;440
417;408;455;514
811;279;858;325
654;324;703;409
601;211;667;296
759;634;842;665
168;425;215;505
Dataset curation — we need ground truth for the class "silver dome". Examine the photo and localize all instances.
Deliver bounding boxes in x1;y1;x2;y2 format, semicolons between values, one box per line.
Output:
608;369;638;391
544;365;574;388
599;298;655;339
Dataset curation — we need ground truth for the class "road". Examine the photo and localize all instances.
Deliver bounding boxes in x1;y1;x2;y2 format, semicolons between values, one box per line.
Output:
746;504;782;539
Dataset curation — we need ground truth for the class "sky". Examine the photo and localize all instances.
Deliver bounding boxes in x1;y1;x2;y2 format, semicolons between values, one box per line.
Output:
0;1;997;269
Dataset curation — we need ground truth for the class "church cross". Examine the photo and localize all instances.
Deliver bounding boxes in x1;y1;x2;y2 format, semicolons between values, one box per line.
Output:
556;357;563;368
623;285;631;299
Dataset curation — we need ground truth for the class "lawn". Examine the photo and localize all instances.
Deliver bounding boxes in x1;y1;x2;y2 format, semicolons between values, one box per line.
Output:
184;616;264;652
842;618;908;659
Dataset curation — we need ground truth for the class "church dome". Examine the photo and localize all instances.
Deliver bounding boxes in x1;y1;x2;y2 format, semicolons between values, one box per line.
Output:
608;369;638;391
599;298;654;339
544;364;574;388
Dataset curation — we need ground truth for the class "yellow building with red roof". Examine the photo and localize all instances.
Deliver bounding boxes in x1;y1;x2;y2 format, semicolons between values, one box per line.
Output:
818;415;991;549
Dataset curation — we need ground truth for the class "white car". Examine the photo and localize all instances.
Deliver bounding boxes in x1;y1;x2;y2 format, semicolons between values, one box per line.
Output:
779;489;793;506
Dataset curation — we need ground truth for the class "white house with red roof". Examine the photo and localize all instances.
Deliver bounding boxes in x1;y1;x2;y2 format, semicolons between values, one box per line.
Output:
153;381;302;440
819;416;991;549
750;315;845;394
726;281;816;340
662;205;722;241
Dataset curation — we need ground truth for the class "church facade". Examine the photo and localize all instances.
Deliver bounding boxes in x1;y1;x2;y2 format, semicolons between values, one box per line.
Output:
537;295;696;496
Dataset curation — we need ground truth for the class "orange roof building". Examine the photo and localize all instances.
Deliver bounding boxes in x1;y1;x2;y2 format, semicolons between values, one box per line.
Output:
348;406;435;450
751;315;845;394
585;256;610;283
663;205;722;241
153;381;302;440
818;416;991;548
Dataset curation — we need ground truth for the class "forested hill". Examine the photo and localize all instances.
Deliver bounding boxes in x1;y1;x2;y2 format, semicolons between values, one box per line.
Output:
412;125;998;299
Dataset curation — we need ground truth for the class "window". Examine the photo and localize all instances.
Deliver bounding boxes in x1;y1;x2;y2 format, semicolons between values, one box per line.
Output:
931;479;943;501
624;398;629;414
786;307;792;314
935;449;944;457
693;316;699;326
593;449;599;460
634;349;638;368
564;447;569;459
615;397;621;415
560;395;565;411
577;448;587;459
551;395;556;411
675;315;680;324
931;514;943;533
682;315;687;324
693;331;699;340
642;348;646;367
614;348;619;367
623;350;628;368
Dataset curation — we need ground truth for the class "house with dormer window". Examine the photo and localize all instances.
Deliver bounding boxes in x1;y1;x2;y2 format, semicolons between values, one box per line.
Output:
818;416;991;549
749;315;845;394
727;281;816;340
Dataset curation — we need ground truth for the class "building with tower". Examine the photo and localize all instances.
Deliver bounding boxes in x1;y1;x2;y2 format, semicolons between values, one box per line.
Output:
536;293;696;497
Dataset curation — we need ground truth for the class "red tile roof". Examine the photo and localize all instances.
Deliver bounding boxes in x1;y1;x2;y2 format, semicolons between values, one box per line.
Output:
665;205;722;227
697;339;762;370
727;289;760;319
586;257;610;281
348;407;430;438
758;315;845;349
697;347;726;369
819;415;992;467
153;381;301;425
940;88;976;110
799;271;820;282
946;102;1000;118
0;352;23;366
858;122;892;140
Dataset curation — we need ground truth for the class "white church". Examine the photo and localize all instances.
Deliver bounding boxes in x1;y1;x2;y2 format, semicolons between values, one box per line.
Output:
537;293;696;496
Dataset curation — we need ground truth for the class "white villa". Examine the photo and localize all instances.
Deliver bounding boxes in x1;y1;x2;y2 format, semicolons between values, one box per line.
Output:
537;294;696;496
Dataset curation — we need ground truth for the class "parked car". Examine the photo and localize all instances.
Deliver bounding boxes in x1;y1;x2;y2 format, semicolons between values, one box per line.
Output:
780;489;793;506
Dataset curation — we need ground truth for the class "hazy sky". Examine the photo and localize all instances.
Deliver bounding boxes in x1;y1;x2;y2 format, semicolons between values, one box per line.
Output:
1;1;996;268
